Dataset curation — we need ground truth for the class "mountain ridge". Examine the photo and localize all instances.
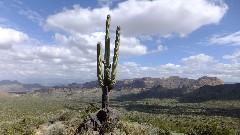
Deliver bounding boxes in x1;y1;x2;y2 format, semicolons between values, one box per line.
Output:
82;76;224;90
0;80;45;92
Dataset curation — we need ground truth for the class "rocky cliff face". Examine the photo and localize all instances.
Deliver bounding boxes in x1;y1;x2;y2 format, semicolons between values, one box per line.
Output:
82;76;224;90
194;76;224;88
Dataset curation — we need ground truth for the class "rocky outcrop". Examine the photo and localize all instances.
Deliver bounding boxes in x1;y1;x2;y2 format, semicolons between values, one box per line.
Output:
75;108;119;134
194;76;224;88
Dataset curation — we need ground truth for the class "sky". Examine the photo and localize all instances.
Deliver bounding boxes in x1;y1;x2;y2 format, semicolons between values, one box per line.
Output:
0;0;240;84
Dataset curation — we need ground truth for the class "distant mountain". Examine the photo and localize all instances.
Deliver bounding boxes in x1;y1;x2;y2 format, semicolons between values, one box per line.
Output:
182;83;240;102
0;80;21;86
30;76;240;102
0;80;45;92
20;78;87;86
82;76;224;90
52;83;83;89
114;83;240;102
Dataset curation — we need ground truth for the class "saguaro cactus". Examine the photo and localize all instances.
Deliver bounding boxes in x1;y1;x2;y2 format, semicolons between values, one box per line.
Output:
97;14;120;109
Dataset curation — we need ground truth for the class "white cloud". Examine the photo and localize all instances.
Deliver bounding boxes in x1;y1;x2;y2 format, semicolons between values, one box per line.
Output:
137;34;152;41
223;50;240;63
211;63;240;80
1;0;236;83
151;44;168;53
54;32;102;52
1;35;239;82
208;31;240;45
158;45;168;51
223;51;240;59
0;44;96;81
116;55;240;82
118;62;182;79
122;62;139;67
120;36;147;56
182;54;216;66
0;26;97;81
0;18;8;23
55;32;148;56
160;63;180;70
18;9;44;26
0;27;29;49
45;0;227;36
98;0;116;7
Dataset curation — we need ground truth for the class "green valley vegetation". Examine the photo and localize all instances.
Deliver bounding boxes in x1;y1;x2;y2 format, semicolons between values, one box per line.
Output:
0;86;239;134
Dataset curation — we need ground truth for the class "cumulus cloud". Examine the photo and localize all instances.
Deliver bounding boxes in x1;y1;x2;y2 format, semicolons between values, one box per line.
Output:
116;53;240;82
45;0;227;36
208;31;240;45
54;32;102;53
223;50;240;63
211;62;240;81
55;32;148;56
1;35;239;82
0;27;97;81
0;27;29;49
0;0;234;83
0;43;97;81
182;54;216;66
223;51;240;59
120;36;147;56
118;62;182;79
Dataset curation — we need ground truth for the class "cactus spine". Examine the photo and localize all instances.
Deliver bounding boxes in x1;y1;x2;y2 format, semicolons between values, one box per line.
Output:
97;14;120;109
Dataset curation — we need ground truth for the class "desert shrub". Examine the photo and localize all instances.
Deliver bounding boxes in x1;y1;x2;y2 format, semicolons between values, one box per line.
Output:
47;122;65;135
158;128;171;135
58;111;72;121
1;118;36;135
85;103;99;113
187;123;234;135
80;103;100;118
99;121;115;134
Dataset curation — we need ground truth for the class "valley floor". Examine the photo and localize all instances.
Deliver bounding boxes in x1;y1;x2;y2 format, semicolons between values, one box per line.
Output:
0;89;239;134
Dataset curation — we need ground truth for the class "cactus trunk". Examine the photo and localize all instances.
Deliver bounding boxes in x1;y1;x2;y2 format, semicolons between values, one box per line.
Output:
102;86;109;109
97;14;120;109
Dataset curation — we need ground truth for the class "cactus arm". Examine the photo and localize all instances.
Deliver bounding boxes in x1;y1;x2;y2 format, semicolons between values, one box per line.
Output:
97;42;104;87
104;15;111;68
104;15;112;86
110;26;121;88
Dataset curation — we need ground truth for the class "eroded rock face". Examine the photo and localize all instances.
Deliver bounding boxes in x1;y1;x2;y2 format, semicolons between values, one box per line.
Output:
194;76;224;88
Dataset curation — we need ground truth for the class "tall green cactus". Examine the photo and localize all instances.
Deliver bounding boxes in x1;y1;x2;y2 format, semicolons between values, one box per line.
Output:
97;14;120;109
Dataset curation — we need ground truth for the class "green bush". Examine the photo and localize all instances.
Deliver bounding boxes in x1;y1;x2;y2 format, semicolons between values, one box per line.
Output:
47;122;65;135
188;123;234;135
1;118;35;135
99;121;115;134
